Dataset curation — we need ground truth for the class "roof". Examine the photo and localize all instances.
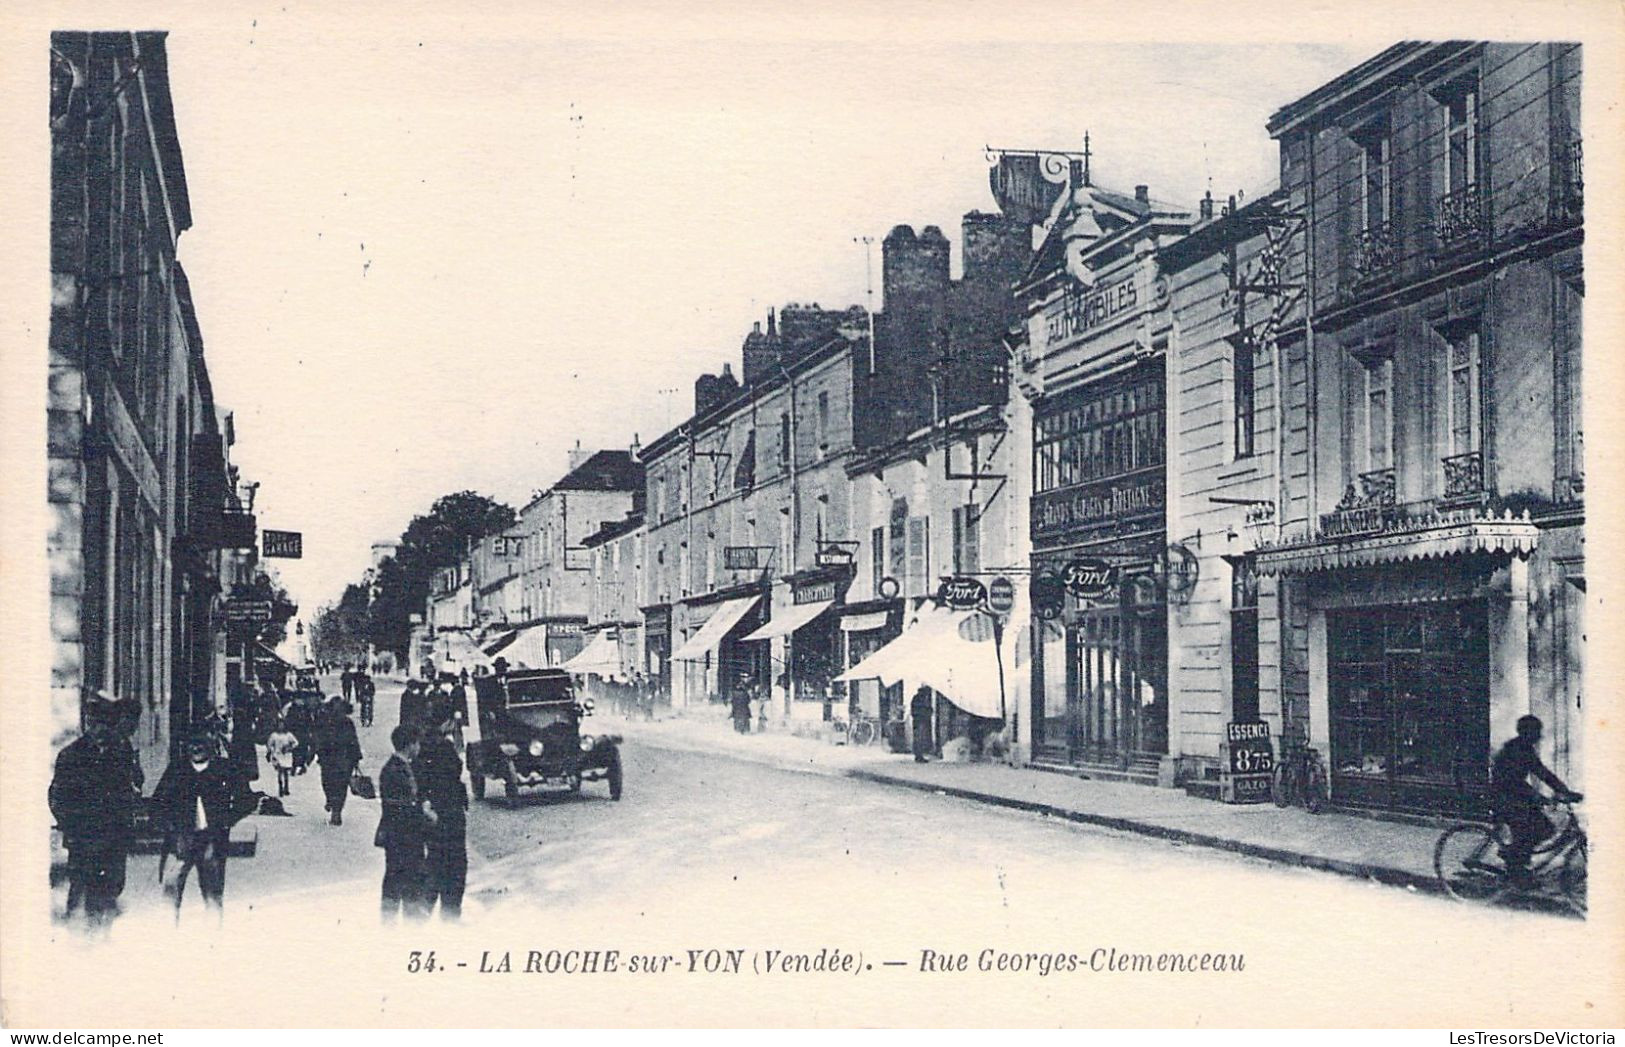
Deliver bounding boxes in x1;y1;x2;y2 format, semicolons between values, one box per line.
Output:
1265;42;1475;138
1157;189;1289;273
581;510;645;549
553;449;644;493
125;32;193;236
1020;183;1191;289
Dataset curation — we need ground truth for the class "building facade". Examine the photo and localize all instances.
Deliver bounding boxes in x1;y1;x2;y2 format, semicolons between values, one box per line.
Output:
49;31;249;785
1012;169;1194;784
1251;42;1584;816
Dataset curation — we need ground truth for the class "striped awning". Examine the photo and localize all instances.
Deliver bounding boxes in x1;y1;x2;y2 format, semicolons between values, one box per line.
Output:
1254;515;1539;577
671;596;760;661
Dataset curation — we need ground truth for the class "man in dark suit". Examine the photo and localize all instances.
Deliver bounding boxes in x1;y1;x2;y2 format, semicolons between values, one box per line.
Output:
152;732;243;921
414;703;468;920
910;685;935;763
377;724;433;921
49;698;140;927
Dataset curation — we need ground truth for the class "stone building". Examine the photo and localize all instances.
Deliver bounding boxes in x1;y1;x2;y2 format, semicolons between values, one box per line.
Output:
1251;42;1584;816
49;31;248;783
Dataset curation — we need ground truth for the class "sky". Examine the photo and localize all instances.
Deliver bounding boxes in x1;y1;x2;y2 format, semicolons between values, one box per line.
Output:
156;8;1377;613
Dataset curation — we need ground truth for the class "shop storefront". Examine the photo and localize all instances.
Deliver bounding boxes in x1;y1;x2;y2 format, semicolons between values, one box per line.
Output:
644;605;671;705
839;600;903;732
754;569;850;721
1029;361;1169;780
671;588;767;707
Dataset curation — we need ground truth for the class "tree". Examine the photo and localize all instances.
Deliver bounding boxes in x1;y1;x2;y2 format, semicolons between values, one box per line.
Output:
354;491;516;659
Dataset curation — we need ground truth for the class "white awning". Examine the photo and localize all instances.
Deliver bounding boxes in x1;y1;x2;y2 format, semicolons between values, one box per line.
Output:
835;604;1027;720
501;623;551;669
1254;514;1540;576
739;599;834;642
671;596;760;661
561;631;625;679
434;630;494;671
838;610;891;633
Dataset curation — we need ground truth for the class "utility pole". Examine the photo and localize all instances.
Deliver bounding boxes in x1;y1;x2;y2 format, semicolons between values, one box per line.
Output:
854;236;878;375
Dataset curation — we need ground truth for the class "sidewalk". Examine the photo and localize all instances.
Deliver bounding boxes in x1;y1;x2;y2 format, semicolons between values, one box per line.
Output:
620;712;1451;894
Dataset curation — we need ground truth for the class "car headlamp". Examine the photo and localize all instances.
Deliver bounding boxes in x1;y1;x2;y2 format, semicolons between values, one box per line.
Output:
528;739;545;757
579;735;595;752
498;743;520;757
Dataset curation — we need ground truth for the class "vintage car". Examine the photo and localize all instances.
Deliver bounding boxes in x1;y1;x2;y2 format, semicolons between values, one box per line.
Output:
466;669;623;805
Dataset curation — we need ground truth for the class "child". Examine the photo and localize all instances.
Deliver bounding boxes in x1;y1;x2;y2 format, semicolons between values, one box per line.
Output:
266;721;298;797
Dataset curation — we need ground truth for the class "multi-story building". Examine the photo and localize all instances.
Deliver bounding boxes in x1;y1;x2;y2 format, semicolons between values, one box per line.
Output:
1010;161;1195;785
570;499;647;698
499;446;642;669
1156;189;1306;790
49;31;248;784
1249;42;1584;816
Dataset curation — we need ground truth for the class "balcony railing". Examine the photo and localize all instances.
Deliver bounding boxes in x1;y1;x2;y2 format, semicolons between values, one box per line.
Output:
1435;184;1486;249
1352;220;1399;284
1319;468;1397;538
1441;450;1486;502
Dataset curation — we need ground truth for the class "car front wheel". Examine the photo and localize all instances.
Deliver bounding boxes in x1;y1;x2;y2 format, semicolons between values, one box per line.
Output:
606;749;623;801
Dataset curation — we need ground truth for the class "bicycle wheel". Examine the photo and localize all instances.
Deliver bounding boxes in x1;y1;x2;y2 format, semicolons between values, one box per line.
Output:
1559;839;1587;916
1303;763;1327;815
849;719;876;747
1434;824;1511;903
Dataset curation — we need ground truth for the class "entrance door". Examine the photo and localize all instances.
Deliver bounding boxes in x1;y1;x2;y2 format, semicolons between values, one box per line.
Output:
1327;601;1490;815
1071;586;1168;769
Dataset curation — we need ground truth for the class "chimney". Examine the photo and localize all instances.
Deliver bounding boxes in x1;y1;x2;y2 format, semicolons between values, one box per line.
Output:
629;432;641;461
1199;190;1214;221
567;440;591;473
766;308;777;337
1135;184;1149;206
882;224;950;312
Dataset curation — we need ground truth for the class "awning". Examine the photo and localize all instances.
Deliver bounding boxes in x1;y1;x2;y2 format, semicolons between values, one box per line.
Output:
501;623;551;669
839;610;891;633
835;605;1027;720
434;631;495;671
255;642;293;667
561;631;625;679
482;630;519;657
739;599;833;642
671;595;759;661
1254;516;1539;577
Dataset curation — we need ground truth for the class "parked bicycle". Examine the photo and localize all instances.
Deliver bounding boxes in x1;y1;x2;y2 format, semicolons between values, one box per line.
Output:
1271;745;1327;813
1433;798;1587;915
830;714;882;747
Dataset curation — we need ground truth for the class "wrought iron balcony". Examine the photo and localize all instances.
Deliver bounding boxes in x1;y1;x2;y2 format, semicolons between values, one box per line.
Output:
1435;184;1486;249
1352;221;1398;284
1441;450;1486;502
1318;468;1397;538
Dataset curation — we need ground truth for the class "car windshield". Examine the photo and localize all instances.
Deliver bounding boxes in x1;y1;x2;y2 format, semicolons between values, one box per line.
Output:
507;705;573;732
503;676;574;706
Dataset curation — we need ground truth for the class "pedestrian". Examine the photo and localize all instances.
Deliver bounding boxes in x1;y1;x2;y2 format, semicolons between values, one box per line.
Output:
266;719;298;797
910;685;935;763
731;683;751;735
377;724;433;922
358;671;376;727
226;707;260;805
49;698;140;929
152;731;242;922
414;702;468;921
284;698;313;775
316;700;365;825
1491;715;1583;888
341;665;356;702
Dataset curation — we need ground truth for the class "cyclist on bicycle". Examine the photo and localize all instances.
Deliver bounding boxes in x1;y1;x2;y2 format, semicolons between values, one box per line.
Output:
1492;715;1582;888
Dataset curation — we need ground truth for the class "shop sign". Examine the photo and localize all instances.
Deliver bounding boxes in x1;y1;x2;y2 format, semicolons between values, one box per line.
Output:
725;546;773;570
262;529;303;559
1221;721;1274;804
1031;571;1065;619
1046;273;1139;344
1062;558;1117;601
225;599;273;624
988;576;1015;614
796;579;838;605
1163;543;1199;600
815;542;857;568
1033;477;1164;542
936;577;986;610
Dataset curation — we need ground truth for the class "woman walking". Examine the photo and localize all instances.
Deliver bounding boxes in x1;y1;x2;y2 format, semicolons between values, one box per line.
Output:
315;700;364;826
266;719;298;797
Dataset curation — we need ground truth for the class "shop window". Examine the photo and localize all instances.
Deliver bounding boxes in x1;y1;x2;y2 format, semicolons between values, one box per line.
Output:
1033;371;1164;494
1229;559;1259;723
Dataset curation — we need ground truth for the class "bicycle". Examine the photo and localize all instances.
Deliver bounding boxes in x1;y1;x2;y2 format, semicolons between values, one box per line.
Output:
1271;745;1327;813
1433;798;1587;915
829;714;881;746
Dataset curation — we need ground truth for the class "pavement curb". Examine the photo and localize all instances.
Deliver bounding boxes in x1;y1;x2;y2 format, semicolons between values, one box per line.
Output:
633;730;1445;898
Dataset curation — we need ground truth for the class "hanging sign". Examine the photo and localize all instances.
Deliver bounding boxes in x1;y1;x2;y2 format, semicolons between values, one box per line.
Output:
1031;571;1065;619
1163;543;1199;600
936;577;986;610
988;576;1015;615
261;529;303;559
1062;558;1117;600
225;600;273;624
